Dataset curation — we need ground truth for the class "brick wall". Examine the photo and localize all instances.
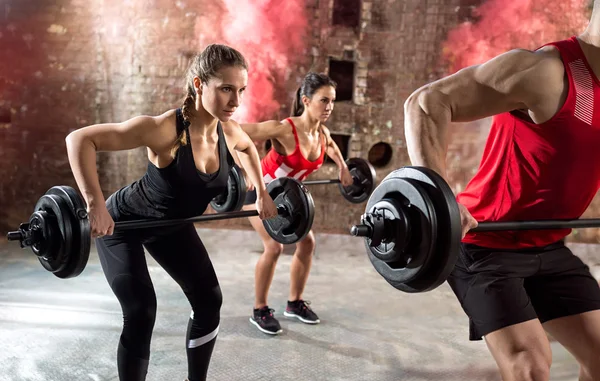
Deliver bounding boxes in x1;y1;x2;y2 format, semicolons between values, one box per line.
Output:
2;0;598;244
1;0;98;233
299;0;468;234
0;0;204;233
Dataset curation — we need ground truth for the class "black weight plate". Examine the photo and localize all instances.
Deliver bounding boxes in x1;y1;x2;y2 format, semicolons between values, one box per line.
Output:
383;167;461;293
47;186;91;278
339;158;377;204
210;165;247;213
364;177;437;291
263;177;315;244
32;193;73;275
363;197;409;263
27;210;60;259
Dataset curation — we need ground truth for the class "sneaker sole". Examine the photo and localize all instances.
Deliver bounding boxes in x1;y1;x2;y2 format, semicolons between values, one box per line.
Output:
283;311;320;324
249;317;283;335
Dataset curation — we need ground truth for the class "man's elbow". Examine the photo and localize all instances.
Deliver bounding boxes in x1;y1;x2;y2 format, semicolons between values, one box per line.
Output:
404;86;449;125
406;84;440;109
404;87;421;114
404;87;429;134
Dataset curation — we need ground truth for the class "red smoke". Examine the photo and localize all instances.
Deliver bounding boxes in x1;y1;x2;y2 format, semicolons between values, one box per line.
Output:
194;0;308;123
442;0;590;74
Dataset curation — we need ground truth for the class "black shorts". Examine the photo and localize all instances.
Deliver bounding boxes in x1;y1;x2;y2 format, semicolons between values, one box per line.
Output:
448;240;600;341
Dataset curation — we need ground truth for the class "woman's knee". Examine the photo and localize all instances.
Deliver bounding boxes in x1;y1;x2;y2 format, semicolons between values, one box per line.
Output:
207;285;223;311
296;232;316;255
113;275;157;328
190;284;223;315
264;240;284;257
509;350;551;381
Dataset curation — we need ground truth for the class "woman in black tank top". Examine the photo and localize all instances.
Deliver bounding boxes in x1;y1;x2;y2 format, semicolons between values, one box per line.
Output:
65;44;277;381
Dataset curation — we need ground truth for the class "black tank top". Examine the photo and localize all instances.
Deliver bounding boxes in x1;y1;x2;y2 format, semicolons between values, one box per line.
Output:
111;108;234;220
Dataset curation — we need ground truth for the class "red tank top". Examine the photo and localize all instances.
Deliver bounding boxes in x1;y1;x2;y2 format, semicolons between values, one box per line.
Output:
261;118;326;183
457;36;600;248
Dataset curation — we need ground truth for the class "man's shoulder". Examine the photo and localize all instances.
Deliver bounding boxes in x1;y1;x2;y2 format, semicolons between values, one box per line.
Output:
535;44;563;61
503;46;564;79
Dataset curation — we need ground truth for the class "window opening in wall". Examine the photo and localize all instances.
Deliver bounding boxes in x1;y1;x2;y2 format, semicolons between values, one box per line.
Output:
328;59;355;102
325;133;350;164
332;0;361;28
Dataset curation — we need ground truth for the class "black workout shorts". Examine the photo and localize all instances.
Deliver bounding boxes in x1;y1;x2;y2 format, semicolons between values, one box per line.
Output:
448;240;600;341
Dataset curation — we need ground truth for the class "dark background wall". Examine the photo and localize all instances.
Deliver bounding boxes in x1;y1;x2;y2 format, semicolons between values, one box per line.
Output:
1;0;596;242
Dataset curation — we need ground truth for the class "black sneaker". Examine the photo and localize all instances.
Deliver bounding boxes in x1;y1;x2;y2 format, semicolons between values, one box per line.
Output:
249;306;282;335
283;300;320;324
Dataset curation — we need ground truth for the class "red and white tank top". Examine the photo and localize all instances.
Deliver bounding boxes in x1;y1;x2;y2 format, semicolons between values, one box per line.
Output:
261;118;326;183
457;36;600;248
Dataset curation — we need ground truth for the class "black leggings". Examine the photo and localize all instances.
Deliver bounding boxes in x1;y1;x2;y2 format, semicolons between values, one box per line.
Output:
96;221;221;381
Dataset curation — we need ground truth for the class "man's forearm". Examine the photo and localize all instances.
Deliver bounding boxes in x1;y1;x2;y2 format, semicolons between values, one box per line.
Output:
404;89;452;179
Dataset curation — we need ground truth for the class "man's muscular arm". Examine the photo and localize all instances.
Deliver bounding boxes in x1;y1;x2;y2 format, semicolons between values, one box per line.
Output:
404;47;565;179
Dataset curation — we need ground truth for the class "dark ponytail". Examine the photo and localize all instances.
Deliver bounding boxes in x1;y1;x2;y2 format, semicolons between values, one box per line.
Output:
181;83;196;123
170;91;195;157
291;87;304;117
290;72;337;117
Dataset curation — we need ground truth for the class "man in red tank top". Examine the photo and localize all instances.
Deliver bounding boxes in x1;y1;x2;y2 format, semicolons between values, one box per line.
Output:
404;4;600;380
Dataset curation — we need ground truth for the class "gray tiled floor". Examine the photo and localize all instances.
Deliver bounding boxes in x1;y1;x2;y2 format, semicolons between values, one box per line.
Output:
0;228;585;381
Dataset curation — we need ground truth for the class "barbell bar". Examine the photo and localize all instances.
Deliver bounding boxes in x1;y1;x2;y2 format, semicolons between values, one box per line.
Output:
7;177;315;279
349;166;600;293
210;157;378;213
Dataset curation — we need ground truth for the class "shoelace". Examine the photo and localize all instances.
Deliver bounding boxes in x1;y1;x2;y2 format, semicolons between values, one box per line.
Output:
260;308;276;320
297;300;312;310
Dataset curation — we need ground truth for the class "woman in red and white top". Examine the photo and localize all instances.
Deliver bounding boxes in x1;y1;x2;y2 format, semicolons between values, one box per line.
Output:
240;72;353;335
